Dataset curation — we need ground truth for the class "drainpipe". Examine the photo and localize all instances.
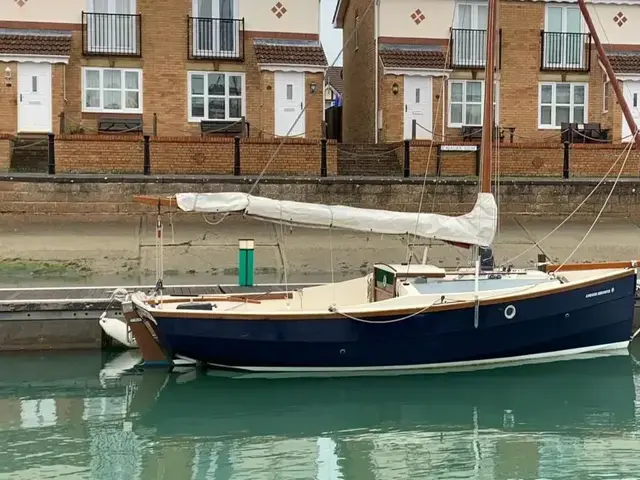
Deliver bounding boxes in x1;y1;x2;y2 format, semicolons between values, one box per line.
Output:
374;0;380;143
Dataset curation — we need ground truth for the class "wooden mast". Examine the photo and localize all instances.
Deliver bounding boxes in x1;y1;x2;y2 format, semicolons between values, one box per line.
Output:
479;0;498;193
576;0;640;147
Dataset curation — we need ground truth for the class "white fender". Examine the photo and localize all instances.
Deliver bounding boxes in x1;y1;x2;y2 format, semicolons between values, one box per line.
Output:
99;313;138;349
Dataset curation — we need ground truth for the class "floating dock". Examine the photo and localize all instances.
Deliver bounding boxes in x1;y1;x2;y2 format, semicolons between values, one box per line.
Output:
0;283;318;351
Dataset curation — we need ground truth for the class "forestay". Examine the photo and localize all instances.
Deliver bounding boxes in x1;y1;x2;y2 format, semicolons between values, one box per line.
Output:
175;192;498;247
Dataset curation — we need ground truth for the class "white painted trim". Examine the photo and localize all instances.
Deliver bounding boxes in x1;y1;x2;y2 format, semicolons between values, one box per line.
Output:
186;71;246;123
0;55;69;64
618;74;640;81
207;341;630;373
384;68;451;78
81;67;143;114
259;64;326;73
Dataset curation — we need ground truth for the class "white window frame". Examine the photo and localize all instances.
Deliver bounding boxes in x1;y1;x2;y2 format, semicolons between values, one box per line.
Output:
447;79;498;128
87;0;136;13
538;82;588;129
81;67;143;114
187;71;246;122
603;73;610;113
544;4;583;34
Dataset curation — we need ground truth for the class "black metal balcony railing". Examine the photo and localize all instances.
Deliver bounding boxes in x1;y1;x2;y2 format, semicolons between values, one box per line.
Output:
540;31;591;72
188;17;244;60
82;12;141;57
450;28;502;69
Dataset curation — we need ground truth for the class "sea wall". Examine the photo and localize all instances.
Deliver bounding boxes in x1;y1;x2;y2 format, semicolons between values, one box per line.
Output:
1;175;639;217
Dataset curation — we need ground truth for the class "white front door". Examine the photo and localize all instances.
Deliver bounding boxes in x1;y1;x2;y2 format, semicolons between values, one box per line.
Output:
17;63;52;133
622;80;640;142
275;71;305;137
404;76;433;140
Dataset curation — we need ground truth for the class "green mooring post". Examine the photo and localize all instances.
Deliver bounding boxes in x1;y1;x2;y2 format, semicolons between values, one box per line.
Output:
238;238;255;286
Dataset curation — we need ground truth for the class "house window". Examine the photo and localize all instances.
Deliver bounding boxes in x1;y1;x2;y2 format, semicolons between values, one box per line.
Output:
544;5;583;68
603;74;610;113
539;82;587;128
86;0;137;54
453;2;488;66
192;0;238;56
449;80;483;127
82;67;142;113
188;71;245;121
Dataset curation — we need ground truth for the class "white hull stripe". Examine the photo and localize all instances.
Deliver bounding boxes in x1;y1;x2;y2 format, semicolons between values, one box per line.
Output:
206;340;630;374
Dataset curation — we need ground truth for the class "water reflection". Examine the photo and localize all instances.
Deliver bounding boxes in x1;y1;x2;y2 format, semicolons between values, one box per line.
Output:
0;348;639;479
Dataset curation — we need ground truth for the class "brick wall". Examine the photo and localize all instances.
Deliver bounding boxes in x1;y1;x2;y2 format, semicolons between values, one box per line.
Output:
54;135;338;175
408;141;640;178
342;0;377;143
57;135;145;174
0;134;13;172
0;63;18;134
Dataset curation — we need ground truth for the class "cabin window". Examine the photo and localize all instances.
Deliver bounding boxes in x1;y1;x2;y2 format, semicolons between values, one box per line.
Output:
538;82;587;128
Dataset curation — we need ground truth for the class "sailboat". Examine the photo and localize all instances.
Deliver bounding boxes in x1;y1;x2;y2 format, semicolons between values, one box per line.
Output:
122;0;639;372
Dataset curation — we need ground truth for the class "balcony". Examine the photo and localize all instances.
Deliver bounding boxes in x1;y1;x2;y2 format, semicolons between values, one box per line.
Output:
82;12;141;57
188;17;244;60
449;28;502;69
540;31;591;72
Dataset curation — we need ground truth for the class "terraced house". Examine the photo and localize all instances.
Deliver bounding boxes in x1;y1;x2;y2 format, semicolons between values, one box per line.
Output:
0;0;327;139
333;0;640;144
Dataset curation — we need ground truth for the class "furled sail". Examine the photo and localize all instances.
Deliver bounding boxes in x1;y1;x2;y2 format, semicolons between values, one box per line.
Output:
175;192;498;247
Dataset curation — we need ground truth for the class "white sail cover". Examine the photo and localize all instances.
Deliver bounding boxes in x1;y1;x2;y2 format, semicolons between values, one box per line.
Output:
175;192;498;247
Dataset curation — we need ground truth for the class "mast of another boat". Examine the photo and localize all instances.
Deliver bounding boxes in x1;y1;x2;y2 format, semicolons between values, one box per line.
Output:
473;0;498;327
575;0;640;147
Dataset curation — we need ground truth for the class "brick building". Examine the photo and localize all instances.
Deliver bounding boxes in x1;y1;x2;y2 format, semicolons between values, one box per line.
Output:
333;0;640;144
0;0;328;139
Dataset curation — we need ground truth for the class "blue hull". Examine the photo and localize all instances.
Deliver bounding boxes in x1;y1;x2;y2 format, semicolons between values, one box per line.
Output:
146;271;637;370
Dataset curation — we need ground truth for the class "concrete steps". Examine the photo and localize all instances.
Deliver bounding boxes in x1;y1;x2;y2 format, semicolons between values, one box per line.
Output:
10;134;49;173
337;143;403;176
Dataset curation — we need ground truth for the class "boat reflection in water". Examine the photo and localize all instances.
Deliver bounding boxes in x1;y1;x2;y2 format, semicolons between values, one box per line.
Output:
127;352;639;480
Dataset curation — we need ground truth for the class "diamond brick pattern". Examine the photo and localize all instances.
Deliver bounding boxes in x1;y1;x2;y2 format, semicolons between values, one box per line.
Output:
613;12;627;27
271;2;287;18
411;9;425;25
14;0;27;6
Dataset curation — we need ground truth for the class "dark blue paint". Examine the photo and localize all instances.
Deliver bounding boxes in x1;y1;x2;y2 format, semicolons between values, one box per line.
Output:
147;273;637;369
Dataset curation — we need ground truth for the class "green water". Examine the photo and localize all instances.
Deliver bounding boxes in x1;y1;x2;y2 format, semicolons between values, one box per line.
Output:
2;347;640;480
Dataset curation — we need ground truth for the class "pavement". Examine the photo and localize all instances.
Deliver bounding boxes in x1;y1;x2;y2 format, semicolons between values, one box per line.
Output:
1;213;640;287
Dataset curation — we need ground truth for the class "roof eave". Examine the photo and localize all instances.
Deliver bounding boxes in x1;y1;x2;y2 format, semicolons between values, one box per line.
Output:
332;0;350;29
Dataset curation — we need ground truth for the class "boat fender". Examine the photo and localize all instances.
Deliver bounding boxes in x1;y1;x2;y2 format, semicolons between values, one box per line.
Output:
504;305;516;320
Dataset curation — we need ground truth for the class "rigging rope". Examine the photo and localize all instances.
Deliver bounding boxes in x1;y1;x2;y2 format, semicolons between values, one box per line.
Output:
503;141;635;265
551;131;637;273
